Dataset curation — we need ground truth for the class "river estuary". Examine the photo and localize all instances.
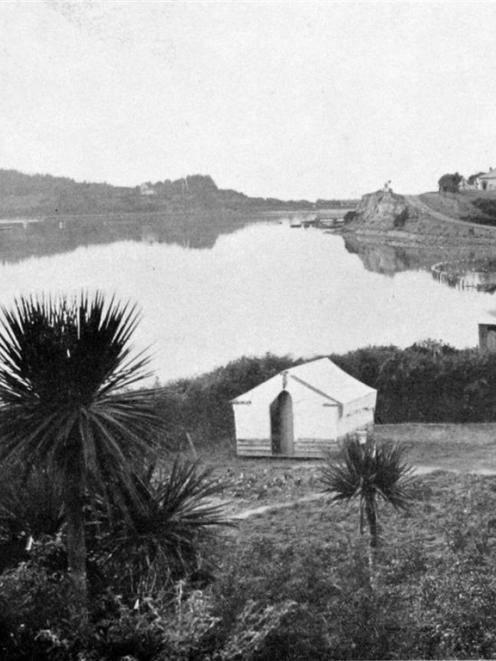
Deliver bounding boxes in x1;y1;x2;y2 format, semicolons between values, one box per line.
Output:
0;213;494;383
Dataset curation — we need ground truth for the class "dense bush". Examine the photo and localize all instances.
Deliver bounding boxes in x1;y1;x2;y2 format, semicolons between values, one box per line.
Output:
0;541;73;660
0;459;232;659
154;353;301;447
472;198;496;222
354;341;496;423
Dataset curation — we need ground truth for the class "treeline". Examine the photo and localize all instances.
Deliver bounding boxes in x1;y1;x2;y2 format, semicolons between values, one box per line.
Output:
153;341;496;447
0;169;331;217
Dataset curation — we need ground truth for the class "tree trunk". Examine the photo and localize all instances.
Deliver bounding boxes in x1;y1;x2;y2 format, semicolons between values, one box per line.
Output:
65;482;88;624
365;496;378;550
365;495;378;584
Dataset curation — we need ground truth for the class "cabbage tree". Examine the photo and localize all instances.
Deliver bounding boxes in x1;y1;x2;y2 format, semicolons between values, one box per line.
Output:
320;438;414;564
0;293;163;613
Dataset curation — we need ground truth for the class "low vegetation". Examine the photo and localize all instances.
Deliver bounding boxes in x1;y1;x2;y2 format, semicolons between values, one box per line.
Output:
4;298;496;658
420;189;496;226
4;458;496;659
216;468;496;660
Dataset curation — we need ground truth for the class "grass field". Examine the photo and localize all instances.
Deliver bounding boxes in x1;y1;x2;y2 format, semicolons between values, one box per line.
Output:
376;423;496;473
208;426;496;659
189;423;496;517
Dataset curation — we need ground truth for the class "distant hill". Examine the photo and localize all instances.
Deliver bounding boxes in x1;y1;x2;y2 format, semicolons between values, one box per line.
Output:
0;169;357;218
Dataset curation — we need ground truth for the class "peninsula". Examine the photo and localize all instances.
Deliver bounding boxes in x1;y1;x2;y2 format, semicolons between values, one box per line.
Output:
344;188;496;244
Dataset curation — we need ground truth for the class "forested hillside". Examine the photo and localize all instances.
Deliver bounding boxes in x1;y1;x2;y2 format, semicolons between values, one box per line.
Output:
0;170;324;217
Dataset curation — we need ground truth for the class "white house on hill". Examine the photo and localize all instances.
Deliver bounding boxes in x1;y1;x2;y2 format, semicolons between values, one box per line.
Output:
231;357;377;458
479;169;496;191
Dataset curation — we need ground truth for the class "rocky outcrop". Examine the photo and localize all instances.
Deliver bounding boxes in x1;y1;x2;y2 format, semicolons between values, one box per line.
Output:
344;190;496;244
346;191;413;231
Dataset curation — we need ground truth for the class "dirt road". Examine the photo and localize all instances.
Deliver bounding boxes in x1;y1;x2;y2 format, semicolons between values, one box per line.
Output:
232;461;496;521
406;194;496;232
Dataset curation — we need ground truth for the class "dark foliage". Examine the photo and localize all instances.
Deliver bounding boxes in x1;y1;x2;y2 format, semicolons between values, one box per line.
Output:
0;465;64;571
0;292;165;609
438;172;463;193
0;293;164;504
0;466;63;540
472;198;496;222
320;438;415;552
320;439;415;510
153;353;302;447
98;460;233;597
393;207;409;228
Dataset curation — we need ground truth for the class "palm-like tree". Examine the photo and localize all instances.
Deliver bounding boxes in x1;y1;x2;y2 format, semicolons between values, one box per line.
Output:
320;438;414;559
99;460;233;597
0;293;164;611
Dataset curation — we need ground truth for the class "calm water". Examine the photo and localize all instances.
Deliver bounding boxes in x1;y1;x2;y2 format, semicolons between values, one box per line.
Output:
1;214;495;383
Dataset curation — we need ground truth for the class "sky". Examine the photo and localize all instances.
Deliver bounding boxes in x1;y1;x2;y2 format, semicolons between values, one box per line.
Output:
2;1;496;200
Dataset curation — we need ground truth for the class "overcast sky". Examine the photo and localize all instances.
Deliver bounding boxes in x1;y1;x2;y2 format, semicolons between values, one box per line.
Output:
2;1;496;199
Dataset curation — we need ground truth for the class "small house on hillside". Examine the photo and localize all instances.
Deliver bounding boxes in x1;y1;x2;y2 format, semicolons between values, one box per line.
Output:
231;358;377;458
479;169;496;191
139;182;156;196
462;172;486;190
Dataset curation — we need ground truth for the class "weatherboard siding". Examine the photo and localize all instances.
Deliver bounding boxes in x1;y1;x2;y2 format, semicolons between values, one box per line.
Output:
293;438;338;457
236;438;272;456
236;436;338;458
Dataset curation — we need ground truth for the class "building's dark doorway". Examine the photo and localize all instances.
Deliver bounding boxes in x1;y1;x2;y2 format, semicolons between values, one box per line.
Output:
270;391;294;455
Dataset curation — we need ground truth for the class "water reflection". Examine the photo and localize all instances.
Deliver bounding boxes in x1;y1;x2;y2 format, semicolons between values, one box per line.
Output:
343;233;496;278
0;222;492;383
432;259;496;293
0;211;269;264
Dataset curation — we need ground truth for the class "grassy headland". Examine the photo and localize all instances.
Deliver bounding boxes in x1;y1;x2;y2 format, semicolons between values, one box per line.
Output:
344;189;496;243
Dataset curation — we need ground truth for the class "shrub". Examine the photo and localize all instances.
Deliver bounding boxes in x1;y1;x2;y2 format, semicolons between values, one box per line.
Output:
415;555;496;658
393;207;408;228
334;341;496;423
0;466;64;571
95;460;233;599
0;553;72;660
152;353;301;446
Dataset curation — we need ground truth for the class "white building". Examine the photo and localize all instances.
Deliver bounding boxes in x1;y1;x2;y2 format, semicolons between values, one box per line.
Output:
231;357;377;458
479;170;496;191
139;182;156;196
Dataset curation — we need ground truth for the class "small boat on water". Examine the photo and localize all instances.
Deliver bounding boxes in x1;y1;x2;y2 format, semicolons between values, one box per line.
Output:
318;217;345;229
290;218;302;228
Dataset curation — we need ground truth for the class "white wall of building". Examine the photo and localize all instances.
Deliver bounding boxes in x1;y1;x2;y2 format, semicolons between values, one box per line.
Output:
231;359;377;457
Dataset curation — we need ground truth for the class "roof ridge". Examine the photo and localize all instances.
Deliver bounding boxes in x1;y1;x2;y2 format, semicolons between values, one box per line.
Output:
288;373;341;405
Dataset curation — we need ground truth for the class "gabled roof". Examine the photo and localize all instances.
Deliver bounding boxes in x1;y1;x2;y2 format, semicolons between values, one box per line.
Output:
231;357;376;405
479;169;496;180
